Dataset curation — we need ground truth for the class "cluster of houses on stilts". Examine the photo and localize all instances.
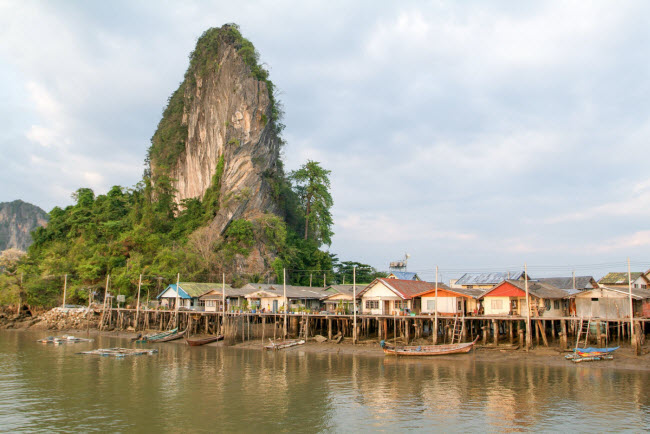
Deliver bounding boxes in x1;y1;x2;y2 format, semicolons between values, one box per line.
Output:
155;270;650;320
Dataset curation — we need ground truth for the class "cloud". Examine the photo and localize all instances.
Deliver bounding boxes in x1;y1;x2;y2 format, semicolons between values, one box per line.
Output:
1;0;649;276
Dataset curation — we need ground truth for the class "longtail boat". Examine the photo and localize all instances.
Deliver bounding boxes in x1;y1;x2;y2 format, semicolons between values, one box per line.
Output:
264;339;305;350
185;335;224;346
380;336;480;356
135;328;178;343
149;328;187;343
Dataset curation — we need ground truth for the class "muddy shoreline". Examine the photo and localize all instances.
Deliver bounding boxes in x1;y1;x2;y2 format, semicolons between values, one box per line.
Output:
8;325;650;373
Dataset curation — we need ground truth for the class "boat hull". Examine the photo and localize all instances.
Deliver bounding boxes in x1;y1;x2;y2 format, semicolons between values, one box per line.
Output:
185;336;224;346
150;329;187;343
382;337;480;356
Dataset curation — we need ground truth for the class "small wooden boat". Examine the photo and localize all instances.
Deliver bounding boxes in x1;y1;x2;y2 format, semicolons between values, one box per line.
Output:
574;346;619;357
185;335;224;346
565;346;619;363
135;328;178;343
264;339;306;350
79;348;158;358
380;336;480;356
149;329;187;343
37;335;93;344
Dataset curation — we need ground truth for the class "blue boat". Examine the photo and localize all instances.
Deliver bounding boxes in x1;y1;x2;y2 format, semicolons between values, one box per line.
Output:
575;346;619;355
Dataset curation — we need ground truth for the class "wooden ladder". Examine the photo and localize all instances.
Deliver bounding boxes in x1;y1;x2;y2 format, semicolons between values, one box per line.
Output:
299;316;309;339
451;315;463;344
575;318;591;349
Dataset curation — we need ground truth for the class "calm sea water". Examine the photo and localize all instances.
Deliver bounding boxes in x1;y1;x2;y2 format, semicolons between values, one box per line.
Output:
0;330;648;433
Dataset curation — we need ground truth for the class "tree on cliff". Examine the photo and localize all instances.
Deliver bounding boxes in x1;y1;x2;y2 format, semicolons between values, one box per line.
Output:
290;161;333;246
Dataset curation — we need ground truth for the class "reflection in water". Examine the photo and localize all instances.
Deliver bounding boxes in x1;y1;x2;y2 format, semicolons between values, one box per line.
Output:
0;331;648;432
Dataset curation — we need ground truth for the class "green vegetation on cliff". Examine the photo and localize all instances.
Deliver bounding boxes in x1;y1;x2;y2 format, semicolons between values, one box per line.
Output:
0;25;381;308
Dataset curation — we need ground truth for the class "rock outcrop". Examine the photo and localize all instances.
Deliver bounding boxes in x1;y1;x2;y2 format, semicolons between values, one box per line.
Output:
147;25;288;276
149;25;282;236
0;200;48;251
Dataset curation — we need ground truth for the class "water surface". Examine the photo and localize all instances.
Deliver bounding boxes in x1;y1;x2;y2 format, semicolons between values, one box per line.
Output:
0;331;647;432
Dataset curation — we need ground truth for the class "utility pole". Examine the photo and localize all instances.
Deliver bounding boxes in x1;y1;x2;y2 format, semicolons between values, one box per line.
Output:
434;265;439;345
100;274;110;330
62;274;67;309
135;274;142;328
627;258;635;350
174;273;180;328
525;263;532;350
353;265;357;344
283;268;287;338
222;272;226;336
572;270;576;291
323;273;326;288
309;273;312;288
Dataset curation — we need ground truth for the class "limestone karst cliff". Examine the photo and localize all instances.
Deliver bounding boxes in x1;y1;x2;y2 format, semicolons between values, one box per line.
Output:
148;25;283;236
146;25;293;276
0;200;48;251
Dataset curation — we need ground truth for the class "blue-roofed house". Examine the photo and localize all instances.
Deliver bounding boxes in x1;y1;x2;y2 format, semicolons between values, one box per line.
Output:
386;271;421;281
451;272;528;291
157;282;232;310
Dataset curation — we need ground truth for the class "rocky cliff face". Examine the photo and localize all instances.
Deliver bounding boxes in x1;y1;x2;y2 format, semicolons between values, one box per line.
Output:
0;200;48;251
147;25;287;276
149;25;282;236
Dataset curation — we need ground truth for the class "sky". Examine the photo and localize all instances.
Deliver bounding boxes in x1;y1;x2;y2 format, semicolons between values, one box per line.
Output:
1;1;649;280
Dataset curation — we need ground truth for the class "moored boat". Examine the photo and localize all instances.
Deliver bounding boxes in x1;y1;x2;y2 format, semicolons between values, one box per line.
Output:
135;328;178;343
37;335;93;344
264;339;305;350
79;348;158;358
185;335;224;346
380;336;480;356
149;329;187;343
565;346;619;363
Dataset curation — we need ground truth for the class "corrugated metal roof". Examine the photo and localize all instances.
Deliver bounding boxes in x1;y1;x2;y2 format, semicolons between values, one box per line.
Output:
387;271;420;281
598;272;645;285
589;286;650;299
359;278;439;300
455;272;525;286
244;285;332;299
415;284;485;299
157;282;233;299
538;276;595;290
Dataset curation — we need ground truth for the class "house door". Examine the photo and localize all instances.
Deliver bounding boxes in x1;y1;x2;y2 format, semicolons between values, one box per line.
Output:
272;300;278;313
383;300;390;314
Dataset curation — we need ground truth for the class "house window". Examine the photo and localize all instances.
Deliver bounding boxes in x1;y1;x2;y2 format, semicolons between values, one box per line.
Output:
491;300;503;310
394;300;403;309
467;285;474;289
457;300;463;311
426;300;436;311
365;300;379;309
511;300;518;310
553;300;560;310
544;299;551;310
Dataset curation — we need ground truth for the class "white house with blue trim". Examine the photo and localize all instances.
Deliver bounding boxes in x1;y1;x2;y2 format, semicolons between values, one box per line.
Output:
157;282;231;310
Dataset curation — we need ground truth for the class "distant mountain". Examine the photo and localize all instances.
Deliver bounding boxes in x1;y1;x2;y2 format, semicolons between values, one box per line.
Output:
0;200;48;251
